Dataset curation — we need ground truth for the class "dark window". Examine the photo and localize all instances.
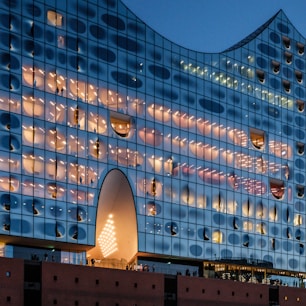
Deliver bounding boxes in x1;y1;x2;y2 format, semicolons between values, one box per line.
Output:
283;36;290;49
297;100;304;112
297;42;304;55
256;69;265;83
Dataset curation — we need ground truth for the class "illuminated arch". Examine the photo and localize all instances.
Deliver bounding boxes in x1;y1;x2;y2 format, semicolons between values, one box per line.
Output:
88;169;138;266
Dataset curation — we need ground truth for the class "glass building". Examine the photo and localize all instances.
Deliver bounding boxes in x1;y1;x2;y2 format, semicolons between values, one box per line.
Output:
1;0;306;279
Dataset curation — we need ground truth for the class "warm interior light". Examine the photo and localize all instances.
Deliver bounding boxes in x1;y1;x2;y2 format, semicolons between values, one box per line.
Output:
98;214;118;258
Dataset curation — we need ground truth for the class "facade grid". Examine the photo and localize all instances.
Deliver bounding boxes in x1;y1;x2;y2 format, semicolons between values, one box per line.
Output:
0;0;306;281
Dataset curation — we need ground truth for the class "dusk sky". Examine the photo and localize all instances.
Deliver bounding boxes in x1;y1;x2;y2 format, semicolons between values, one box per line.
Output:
122;0;306;52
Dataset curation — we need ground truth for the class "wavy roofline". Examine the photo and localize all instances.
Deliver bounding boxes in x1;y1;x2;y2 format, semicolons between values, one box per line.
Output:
223;10;282;53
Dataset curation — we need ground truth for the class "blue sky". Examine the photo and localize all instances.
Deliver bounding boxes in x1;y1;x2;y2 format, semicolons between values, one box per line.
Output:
122;0;306;52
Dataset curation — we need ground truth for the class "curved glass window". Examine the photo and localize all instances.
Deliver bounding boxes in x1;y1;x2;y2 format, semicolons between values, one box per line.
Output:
212;230;223;243
271;60;280;73
47;11;63;27
297;42;305;55
297;142;304;155
284;51;292;64
256;69;265;83
295;71;303;83
283;36;290;49
297;100;304;112
270;179;285;200
296;185;304;198
110;111;132;137
250;128;265;150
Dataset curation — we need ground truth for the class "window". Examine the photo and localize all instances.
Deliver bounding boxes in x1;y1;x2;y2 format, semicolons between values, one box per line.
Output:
297;42;304;55
256;69;265;83
47;11;63;27
212;231;223;243
256;202;265;218
270;179;285;200
250;128;265;150
271;60;280;73
283;36;290;49
256;222;266;235
110;111;132;137
296;185;304;198
297;100;304;112
284;51;292;64
294;214;303;226
283;80;291;93
271;238;276;250
297;142;305;155
295;71;303;83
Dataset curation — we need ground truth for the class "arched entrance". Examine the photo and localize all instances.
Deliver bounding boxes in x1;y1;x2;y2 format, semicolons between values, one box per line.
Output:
87;169;138;268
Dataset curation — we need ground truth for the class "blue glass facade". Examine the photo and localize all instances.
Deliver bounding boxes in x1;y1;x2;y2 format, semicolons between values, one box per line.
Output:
0;0;306;273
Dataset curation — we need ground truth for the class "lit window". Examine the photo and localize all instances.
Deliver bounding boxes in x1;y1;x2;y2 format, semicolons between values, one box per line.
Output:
243;221;253;232
294;214;303;226
256;202;265;219
269;205;278;221
250;128;265;150
256;156;267;174
212;231;223;243
242;200;253;217
110;111;132;138
256;222;266;235
269;140;292;158
47;11;63;27
212;193;225;213
270;179;285;200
